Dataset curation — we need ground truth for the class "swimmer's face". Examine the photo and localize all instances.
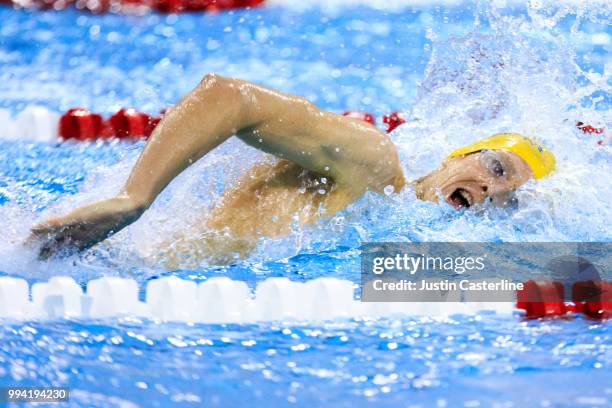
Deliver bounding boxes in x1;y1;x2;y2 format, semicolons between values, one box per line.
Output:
417;150;533;209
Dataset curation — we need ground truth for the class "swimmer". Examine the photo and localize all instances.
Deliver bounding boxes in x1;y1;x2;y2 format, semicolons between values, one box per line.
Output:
30;74;556;264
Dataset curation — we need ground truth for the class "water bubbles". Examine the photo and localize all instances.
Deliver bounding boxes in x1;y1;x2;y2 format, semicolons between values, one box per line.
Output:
106;31;121;42
528;0;544;10
157;57;171;68
206;39;220;50
167;337;189;348
89;25;100;38
0;4;609;405
383;185;394;196
110;336;123;345
255;27;269;42
386;342;398;350
591;33;610;46
290;343;309;352
165;14;178;25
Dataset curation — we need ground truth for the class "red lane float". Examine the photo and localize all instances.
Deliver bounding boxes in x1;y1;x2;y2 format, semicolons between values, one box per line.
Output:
572;280;612;320
342;110;409;133
383;111;406;133
50;108;612;145
59;108;161;140
576;121;604;134
59;108;104;141
206;0;263;10
3;0;264;13
517;279;611;320
576;121;607;146
516;280;569;319
108;108;160;139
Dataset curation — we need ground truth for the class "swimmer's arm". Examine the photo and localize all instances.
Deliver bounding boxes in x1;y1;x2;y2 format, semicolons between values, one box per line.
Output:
234;81;406;196
31;74;404;256
124;73;405;208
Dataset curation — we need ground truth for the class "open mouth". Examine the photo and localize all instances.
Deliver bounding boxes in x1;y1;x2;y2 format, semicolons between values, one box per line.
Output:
447;188;473;210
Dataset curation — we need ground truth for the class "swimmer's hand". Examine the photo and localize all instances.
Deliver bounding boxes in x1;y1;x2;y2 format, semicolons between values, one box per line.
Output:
29;196;146;259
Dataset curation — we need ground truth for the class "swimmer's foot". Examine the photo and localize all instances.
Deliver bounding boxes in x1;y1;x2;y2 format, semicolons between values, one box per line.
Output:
28;196;146;260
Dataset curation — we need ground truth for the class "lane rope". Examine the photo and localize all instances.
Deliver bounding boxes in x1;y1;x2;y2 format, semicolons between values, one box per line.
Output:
1;105;607;144
0;276;609;322
2;0;265;14
0;106;410;141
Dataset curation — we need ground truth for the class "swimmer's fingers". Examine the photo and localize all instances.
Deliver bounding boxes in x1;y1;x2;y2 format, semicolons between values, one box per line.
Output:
26;221;61;250
27;204;106;257
27;197;145;260
28;221;94;260
36;232;71;261
28;217;70;245
27;224;63;260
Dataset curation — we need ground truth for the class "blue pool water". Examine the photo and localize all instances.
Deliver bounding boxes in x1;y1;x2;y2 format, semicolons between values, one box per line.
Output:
1;1;611;407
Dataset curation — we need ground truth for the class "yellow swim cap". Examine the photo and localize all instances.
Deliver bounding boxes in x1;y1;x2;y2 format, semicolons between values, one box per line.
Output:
448;133;556;179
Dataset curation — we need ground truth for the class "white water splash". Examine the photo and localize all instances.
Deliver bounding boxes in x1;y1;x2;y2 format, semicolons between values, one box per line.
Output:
0;2;610;278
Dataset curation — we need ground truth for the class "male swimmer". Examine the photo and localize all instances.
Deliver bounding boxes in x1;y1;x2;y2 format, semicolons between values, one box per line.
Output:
30;74;556;264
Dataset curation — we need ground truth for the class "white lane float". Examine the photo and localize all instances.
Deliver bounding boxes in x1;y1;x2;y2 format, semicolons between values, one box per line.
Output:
0;106;60;142
0;277;30;318
146;276;198;322
253;277;304;321
31;276;85;318
0;276;518;323
15;106;60;142
195;277;251;323
302;278;354;319
87;277;144;318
